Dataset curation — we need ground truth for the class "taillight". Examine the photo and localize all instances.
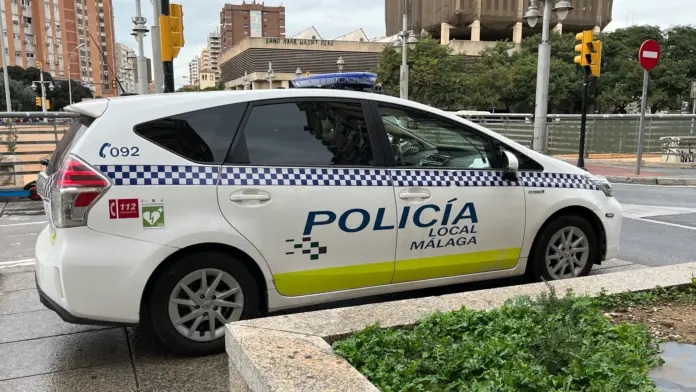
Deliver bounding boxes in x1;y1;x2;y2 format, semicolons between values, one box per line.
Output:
50;155;110;228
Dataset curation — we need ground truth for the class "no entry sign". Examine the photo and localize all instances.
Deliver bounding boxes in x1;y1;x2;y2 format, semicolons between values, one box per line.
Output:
639;40;661;71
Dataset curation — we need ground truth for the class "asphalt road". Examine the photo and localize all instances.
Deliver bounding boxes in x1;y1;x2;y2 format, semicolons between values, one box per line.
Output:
613;184;696;267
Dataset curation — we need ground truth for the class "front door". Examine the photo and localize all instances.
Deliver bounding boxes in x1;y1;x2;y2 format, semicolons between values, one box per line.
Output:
372;103;526;283
217;99;397;297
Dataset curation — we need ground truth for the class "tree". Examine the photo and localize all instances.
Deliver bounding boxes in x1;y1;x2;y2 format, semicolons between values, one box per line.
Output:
0;79;38;111
46;81;93;111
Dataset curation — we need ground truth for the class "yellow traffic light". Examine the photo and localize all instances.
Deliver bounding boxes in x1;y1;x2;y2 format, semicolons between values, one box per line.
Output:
36;97;41;106
169;4;184;58
574;31;593;67
160;4;184;61
589;40;602;77
46;99;50;110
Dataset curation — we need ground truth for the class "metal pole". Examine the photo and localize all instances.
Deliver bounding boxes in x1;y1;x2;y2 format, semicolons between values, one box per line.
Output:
399;13;409;100
691;98;695;135
68;77;72;106
577;67;590;169
151;0;163;93
134;0;149;95
0;0;11;111
532;0;552;153
636;70;649;175
161;0;175;93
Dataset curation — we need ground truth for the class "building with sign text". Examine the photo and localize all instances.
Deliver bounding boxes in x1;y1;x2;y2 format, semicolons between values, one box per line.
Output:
220;31;386;90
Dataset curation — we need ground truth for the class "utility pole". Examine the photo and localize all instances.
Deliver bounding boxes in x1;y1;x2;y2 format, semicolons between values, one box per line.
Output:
161;0;175;93
151;0;163;93
577;67;590;169
0;0;11;111
133;0;149;95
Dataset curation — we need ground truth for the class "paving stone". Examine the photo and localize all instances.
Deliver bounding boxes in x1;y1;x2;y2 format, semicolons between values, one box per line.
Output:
0;310;106;344
0;361;136;392
127;328;230;392
0;289;45;316
0;271;36;293
0;328;130;380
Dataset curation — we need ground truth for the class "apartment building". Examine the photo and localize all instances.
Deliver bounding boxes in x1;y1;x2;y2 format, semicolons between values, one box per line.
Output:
201;47;209;70
115;42;135;93
188;55;199;86
207;29;220;81
219;2;285;52
0;0;117;97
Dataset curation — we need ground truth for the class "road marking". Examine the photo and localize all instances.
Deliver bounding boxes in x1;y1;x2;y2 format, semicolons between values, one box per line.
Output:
0;221;47;228
627;217;696;231
0;258;36;269
621;204;696;219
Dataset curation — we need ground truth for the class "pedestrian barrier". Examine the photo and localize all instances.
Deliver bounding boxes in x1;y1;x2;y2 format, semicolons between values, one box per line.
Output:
0;112;77;198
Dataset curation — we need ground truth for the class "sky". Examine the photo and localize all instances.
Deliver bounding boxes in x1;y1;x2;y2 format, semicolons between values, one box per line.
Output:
112;0;695;89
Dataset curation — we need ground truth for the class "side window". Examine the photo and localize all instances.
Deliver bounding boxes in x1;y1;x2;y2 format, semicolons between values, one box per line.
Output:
134;103;246;164
378;105;500;170
228;101;374;166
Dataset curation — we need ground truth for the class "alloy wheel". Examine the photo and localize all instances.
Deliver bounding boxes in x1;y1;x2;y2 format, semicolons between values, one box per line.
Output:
544;226;590;279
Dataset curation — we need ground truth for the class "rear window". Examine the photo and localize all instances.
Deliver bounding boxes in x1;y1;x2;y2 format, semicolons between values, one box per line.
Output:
134;103;247;164
47;115;94;175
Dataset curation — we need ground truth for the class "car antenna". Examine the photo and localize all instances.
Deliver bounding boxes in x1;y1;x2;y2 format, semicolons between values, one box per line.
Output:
88;32;127;95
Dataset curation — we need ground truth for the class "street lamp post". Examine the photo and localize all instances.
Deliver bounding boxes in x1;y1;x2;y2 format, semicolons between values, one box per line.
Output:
523;0;574;153
68;43;86;106
392;13;418;100
267;62;275;89
337;56;345;73
243;71;251;90
132;0;149;95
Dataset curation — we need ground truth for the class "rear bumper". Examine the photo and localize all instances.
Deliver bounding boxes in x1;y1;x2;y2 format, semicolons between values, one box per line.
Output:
35;225;177;324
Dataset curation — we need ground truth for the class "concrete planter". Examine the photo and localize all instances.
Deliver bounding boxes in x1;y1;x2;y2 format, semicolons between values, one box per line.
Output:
661;136;696;163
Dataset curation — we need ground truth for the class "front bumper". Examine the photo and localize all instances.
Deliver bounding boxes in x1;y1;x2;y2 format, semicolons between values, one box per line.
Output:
35;225;177;324
598;196;622;260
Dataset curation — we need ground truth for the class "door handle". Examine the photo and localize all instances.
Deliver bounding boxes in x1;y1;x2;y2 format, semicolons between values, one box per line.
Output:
399;191;431;200
230;194;270;202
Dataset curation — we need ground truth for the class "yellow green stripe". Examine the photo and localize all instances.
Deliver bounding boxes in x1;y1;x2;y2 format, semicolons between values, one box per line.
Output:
273;248;521;297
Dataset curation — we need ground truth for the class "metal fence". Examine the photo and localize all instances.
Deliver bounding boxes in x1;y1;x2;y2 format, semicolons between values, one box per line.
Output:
456;113;696;155
0;112;77;196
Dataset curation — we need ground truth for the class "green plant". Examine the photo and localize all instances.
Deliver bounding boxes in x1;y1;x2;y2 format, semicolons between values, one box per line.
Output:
5;123;18;153
334;287;667;392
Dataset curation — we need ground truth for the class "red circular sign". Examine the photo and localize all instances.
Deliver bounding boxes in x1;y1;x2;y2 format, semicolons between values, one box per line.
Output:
639;40;661;71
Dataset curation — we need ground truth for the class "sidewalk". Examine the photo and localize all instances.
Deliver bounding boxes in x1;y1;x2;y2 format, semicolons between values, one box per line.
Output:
556;157;696;185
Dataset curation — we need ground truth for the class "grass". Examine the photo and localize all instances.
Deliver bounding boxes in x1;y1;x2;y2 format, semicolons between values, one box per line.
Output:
333;279;696;392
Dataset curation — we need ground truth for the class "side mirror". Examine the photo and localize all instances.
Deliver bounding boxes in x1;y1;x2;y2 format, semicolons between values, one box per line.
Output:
502;150;519;181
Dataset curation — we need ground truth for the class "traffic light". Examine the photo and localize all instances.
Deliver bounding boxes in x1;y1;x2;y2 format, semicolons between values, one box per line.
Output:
574;30;602;77
46;99;50;110
36;97;41;107
160;3;184;61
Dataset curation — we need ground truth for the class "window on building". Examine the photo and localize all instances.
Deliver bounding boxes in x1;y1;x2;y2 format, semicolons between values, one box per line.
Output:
134;103;247;164
229;101;374;167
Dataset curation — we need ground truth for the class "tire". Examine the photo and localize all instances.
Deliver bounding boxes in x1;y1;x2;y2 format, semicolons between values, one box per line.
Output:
145;251;260;357
530;215;597;282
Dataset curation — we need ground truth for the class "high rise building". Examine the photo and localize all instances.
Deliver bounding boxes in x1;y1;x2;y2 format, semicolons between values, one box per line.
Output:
115;43;135;93
201;47;209;70
188;55;199;86
0;0;117;97
219;2;285;52
207;29;220;81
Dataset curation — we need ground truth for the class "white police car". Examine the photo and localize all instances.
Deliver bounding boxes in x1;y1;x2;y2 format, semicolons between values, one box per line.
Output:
35;89;621;356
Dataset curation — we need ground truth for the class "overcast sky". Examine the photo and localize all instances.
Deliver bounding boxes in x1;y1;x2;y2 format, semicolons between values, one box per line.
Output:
112;0;695;89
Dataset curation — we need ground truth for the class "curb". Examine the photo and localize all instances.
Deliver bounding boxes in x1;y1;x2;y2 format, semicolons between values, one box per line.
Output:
605;176;696;186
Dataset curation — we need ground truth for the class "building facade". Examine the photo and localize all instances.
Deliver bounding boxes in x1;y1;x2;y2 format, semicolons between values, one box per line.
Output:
199;69;216;89
201;47;209;70
207;29;221;81
385;0;613;43
219;1;285;52
188;55;199;86
115;42;135;93
0;0;118;96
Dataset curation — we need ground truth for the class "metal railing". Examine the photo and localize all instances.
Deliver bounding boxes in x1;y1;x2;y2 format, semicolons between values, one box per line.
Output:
0;112;78;195
455;113;696;155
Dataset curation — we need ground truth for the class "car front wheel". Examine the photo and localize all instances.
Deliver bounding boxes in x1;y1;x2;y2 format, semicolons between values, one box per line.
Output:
530;215;597;281
145;251;259;356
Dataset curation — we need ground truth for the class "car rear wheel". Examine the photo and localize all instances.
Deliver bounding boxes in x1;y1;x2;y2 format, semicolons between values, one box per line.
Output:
145;251;259;356
530;215;597;281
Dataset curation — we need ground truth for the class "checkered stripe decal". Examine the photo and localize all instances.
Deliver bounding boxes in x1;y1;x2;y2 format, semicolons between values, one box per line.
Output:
451;171;516;187
36;174;53;198
390;169;450;187
220;167;392;186
519;172;598;190
98;165;220;186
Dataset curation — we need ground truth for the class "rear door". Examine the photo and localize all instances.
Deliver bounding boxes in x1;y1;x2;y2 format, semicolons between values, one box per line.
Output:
217;98;398;297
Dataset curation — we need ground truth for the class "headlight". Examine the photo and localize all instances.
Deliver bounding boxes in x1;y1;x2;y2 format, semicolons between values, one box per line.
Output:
587;175;613;197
